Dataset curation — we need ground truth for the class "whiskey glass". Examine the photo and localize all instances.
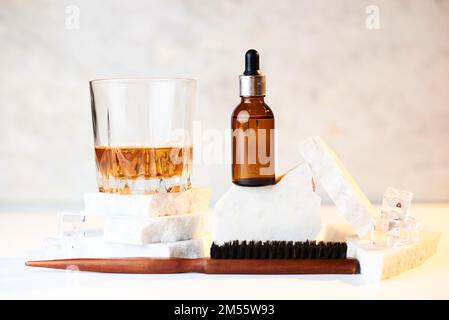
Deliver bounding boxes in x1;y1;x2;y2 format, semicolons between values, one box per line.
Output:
90;78;195;194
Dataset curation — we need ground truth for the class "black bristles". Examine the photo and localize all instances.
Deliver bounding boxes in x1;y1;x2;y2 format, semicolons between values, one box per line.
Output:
210;240;348;259
210;243;219;259
237;241;245;259
253;241;261;259
260;242;268;259
285;241;293;259
245;241;253;258
267;242;275;259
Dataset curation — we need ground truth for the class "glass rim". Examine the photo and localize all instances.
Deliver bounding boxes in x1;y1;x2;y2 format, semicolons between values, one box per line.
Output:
89;77;196;85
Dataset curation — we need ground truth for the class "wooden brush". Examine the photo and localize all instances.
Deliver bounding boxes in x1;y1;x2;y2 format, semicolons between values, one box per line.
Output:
25;257;359;274
26;241;359;274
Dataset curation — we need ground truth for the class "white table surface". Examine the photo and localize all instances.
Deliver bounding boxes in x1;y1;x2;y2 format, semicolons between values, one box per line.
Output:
1;203;448;299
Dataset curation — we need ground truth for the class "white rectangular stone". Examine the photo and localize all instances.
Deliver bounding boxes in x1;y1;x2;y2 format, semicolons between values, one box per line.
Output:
40;236;208;259
104;213;204;245
347;231;440;282
213;163;321;243
300;136;375;237
83;237;208;259
84;188;210;218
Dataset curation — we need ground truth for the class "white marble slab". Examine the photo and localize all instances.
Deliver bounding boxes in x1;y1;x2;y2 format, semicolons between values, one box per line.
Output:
84;188;210;218
213;163;321;243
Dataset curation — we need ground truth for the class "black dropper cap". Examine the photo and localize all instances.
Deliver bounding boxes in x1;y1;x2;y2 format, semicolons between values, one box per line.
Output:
243;49;261;75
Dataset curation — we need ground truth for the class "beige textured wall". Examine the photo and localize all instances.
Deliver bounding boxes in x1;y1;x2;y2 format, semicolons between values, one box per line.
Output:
0;0;448;205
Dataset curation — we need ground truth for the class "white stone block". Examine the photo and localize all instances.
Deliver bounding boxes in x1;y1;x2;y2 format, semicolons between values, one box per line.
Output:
40;236;208;259
104;213;204;245
213;163;321;243
299;136;375;237
347;231;440;282
84;237;208;259
84;188;211;217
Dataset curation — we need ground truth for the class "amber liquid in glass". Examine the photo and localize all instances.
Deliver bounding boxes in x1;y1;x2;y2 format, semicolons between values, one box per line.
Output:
95;146;192;193
232;97;275;186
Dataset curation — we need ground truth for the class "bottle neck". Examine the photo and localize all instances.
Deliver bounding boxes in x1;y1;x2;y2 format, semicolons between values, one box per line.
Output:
240;96;265;103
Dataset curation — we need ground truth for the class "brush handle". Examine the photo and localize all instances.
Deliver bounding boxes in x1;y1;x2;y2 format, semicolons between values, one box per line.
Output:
26;258;359;274
27;258;207;274
205;259;359;274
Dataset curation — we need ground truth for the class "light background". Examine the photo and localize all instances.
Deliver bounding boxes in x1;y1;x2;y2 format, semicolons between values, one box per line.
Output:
0;0;448;207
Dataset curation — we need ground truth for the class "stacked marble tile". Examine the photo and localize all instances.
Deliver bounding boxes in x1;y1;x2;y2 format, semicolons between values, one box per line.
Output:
81;188;212;258
37;189;211;260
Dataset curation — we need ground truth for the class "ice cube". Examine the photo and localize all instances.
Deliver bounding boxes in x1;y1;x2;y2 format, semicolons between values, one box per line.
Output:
57;211;86;237
370;217;398;248
371;215;420;249
381;187;413;220
397;217;420;245
43;236;77;259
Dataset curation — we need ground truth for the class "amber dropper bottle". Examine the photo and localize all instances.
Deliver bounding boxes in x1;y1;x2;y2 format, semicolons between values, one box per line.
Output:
231;49;275;186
